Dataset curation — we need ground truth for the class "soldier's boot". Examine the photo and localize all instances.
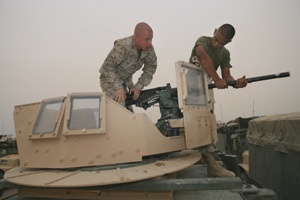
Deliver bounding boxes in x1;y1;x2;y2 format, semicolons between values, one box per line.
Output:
199;155;224;166
202;152;235;177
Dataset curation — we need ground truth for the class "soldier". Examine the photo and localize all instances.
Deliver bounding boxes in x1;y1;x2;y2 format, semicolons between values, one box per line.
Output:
189;24;247;177
99;22;157;106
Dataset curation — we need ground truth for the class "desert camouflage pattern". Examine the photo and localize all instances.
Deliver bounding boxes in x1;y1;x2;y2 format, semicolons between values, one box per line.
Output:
100;36;157;100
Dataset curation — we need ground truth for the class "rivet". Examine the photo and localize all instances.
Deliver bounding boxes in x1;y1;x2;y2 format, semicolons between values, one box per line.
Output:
89;160;94;164
96;154;102;158
71;156;77;162
135;148;140;153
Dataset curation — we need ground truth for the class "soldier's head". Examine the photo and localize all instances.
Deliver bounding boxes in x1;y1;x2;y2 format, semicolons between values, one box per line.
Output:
211;24;235;50
134;22;153;51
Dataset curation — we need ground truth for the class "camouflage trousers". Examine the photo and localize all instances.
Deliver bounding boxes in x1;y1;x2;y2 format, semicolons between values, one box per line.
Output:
100;75;127;107
100;76;133;112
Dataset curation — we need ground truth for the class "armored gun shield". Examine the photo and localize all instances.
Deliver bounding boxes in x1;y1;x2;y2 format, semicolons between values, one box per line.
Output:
5;61;217;187
175;61;217;148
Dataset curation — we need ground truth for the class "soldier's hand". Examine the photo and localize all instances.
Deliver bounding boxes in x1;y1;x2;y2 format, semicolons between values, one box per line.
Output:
129;88;140;100
113;88;126;103
215;79;228;89
235;76;248;88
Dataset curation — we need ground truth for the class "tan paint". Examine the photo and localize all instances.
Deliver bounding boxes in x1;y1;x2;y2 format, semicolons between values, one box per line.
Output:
5;61;217;188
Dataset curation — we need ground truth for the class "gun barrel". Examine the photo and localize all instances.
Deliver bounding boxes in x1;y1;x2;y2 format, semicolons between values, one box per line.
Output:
208;72;290;89
125;85;171;107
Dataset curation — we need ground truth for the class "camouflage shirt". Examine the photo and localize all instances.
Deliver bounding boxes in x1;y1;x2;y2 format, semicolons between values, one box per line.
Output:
100;36;157;94
189;36;232;70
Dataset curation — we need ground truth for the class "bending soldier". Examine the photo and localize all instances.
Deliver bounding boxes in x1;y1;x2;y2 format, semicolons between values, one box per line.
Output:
99;22;157;106
189;24;247;177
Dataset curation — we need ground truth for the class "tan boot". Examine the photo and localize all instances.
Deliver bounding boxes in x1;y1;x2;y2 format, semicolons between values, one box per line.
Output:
202;152;235;177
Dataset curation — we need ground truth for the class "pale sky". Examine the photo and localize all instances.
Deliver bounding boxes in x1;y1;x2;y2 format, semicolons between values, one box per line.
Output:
1;0;299;135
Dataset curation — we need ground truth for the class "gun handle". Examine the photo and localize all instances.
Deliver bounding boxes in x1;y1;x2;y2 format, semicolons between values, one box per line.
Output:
208;81;236;89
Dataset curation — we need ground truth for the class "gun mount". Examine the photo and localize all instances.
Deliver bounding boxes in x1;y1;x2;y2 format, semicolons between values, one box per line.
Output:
126;84;182;136
3;61;217;186
126;71;290;137
0;61;281;200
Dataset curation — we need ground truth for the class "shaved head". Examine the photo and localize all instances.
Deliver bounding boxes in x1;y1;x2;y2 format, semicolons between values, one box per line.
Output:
134;22;153;36
133;22;153;51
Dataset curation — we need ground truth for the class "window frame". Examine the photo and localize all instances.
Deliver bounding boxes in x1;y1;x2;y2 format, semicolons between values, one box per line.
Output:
62;92;106;136
176;61;209;109
29;96;65;139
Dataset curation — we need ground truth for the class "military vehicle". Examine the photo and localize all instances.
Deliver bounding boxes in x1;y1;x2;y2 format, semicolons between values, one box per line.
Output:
247;113;300;200
0;135;19;179
0;135;18;158
216;117;255;162
0;61;288;200
216;112;300;200
216;116;259;182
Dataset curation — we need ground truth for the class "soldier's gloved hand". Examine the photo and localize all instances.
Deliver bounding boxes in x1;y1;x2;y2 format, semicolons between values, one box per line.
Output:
129;88;140;100
113;88;126;104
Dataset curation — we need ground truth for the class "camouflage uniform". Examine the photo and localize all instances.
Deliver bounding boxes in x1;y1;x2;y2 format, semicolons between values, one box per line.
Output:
100;36;157;105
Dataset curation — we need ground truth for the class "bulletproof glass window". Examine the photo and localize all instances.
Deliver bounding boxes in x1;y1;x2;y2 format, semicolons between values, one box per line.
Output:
68;96;101;130
182;64;207;106
32;97;64;134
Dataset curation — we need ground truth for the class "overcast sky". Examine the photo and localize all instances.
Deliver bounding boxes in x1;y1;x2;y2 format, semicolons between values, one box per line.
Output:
1;0;299;135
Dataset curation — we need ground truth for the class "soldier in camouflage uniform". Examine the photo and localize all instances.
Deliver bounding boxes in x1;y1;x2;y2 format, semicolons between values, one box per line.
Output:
189;24;247;178
99;22;157;106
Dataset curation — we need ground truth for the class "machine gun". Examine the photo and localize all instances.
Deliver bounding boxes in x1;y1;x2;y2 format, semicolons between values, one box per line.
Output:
126;84;181;136
127;72;290;108
125;84;176;109
126;72;290;136
208;72;290;89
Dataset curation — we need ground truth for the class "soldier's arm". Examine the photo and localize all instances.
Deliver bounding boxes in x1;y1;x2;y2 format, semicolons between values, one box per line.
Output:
221;67;247;88
100;42;127;90
196;45;227;89
134;49;157;91
221;67;234;81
